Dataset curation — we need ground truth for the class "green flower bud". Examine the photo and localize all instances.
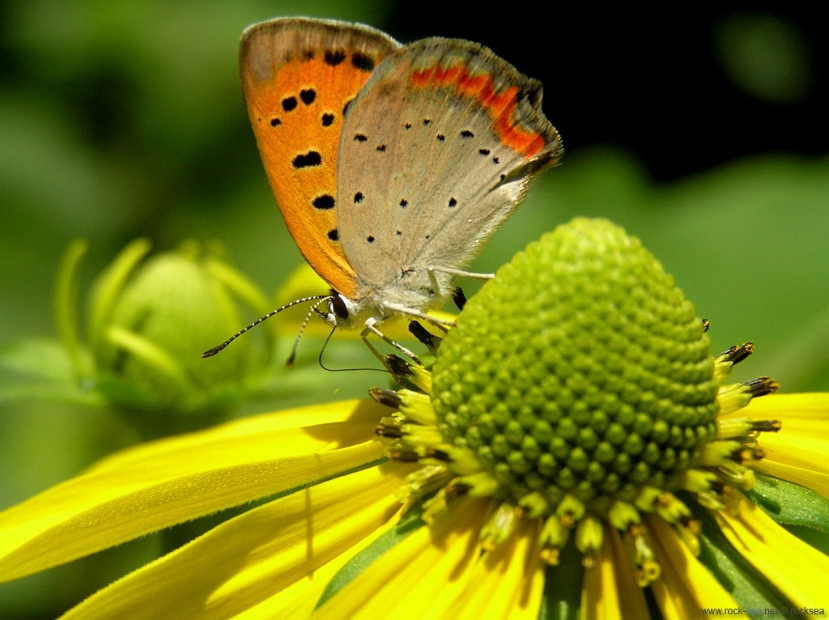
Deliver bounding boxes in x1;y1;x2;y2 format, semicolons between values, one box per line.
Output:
56;238;274;435
430;218;719;514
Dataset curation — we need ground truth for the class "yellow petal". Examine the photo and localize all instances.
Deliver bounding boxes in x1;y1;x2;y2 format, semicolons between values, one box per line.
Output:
717;491;829;613
752;443;829;498
441;518;545;620
314;497;494;619
0;399;385;583
724;393;829;497
647;516;737;616
757;431;829;472
735;393;829;427
732;392;829;438
62;462;412;619
581;525;649;620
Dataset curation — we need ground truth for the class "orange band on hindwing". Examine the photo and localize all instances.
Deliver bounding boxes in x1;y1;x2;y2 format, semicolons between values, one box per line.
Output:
411;64;548;159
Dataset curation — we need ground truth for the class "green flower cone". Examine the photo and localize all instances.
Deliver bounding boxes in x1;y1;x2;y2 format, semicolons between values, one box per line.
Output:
432;217;718;524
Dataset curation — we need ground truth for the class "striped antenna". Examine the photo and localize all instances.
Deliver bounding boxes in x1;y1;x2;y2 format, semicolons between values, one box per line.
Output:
286;297;331;368
201;295;331;359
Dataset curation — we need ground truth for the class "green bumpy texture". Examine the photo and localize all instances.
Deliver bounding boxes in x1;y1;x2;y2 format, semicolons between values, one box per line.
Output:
431;218;719;512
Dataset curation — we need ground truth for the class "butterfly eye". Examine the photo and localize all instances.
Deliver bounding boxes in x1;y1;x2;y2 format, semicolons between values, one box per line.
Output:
331;294;350;320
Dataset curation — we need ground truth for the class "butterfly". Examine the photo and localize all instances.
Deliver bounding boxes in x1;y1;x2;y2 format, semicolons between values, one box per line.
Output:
203;17;561;361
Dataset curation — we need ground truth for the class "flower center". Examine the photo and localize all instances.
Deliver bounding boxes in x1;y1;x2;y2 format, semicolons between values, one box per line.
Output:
378;217;780;577
430;218;719;517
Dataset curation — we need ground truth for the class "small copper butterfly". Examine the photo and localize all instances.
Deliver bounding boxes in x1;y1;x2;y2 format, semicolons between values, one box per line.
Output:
204;17;562;361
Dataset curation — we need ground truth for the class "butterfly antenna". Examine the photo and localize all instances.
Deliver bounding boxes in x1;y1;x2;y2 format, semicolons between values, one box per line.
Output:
286;297;331;368
201;295;330;359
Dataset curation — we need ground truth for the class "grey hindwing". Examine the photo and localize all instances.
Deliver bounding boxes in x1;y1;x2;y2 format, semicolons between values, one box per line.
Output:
336;37;562;295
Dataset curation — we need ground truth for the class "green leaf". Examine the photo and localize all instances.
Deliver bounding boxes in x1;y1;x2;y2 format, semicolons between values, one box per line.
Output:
538;539;583;620
315;507;426;609
746;472;829;534
686;496;795;617
0;339;103;407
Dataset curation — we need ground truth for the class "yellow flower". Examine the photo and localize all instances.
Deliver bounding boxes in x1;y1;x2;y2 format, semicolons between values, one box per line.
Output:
2;219;828;618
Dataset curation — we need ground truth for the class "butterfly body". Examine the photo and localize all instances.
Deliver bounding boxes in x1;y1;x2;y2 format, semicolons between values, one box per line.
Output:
239;17;561;341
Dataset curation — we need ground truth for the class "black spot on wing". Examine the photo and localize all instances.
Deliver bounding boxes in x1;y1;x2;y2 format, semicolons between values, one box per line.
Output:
354;192;364;204
328;229;339;241
300;89;316;105
399;199;408;208
312;195;335;210
366;235;375;243
282;97;298;112
448;197;457;208
325;50;346;66
292;151;322;169
321;113;335;127
376;144;386;152
460;130;474;138
270;118;281;127
352;52;375;72
354;133;367;143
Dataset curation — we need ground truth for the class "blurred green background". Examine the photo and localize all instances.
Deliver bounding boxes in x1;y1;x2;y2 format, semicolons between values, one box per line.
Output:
1;1;827;617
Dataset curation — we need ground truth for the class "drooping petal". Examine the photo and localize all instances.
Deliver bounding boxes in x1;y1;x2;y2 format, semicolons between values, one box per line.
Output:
752;449;829;499
647;516;737;616
441;517;545;620
752;431;829;498
581;525;649;620
736;393;829;428
716;491;829;611
722;393;829;497
314;497;495;619
62;462;411;619
0;400;385;583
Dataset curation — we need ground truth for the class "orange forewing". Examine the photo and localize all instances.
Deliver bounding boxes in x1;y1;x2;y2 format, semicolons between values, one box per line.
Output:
240;19;399;297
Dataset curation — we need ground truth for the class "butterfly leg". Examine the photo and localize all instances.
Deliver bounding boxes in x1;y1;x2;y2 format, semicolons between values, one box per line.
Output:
428;265;495;282
426;266;494;308
362;317;422;365
382;302;455;327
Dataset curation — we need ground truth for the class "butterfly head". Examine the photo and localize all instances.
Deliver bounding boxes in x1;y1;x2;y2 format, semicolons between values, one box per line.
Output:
324;290;385;331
